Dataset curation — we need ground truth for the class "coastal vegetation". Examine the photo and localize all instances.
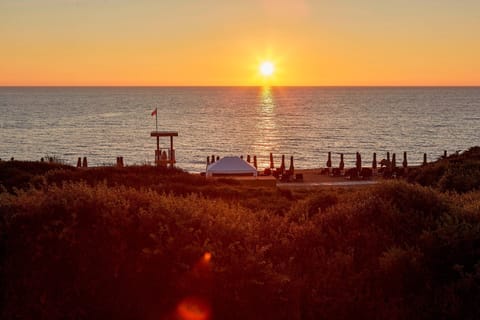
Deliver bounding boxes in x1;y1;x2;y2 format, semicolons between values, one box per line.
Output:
1;148;480;319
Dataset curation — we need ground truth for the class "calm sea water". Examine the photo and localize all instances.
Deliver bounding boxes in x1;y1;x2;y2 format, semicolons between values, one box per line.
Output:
1;87;479;172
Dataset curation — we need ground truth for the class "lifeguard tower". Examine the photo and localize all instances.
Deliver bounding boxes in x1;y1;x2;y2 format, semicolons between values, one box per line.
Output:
151;131;178;167
150;107;178;167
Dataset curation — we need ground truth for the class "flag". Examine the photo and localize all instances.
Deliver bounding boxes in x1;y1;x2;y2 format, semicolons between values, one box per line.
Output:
151;108;157;116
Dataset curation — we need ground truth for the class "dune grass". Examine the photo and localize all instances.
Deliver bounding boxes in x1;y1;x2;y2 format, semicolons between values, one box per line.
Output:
1;153;480;319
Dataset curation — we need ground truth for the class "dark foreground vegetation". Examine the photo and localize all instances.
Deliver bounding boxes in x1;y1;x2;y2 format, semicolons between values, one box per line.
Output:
1;148;480;319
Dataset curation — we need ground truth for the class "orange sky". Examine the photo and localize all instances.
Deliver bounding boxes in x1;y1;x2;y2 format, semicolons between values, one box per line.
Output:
1;0;480;86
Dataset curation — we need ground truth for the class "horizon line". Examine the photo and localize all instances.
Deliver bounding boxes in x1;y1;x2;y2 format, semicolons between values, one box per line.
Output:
1;85;480;88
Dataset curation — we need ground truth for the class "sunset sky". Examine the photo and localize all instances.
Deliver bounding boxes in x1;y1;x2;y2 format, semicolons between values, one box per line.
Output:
1;0;480;86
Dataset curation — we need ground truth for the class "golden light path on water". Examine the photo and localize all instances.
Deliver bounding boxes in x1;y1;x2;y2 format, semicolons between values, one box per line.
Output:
252;87;280;169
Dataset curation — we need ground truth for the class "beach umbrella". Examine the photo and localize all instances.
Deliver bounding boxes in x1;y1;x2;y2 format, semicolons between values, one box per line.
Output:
270;153;274;169
403;152;408;168
82;157;88;168
211;155;215;163
423;153;427;166
247;155;251;163
77;157;82;168
280;154;286;173
356;152;362;173
326;152;332;168
392;153;396;168
253;155;258;169
372;152;377;169
289;156;294;174
339;153;344;170
387;151;390;162
207;156;210;166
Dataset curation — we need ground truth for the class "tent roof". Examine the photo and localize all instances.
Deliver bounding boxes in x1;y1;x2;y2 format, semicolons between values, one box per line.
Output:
206;156;257;176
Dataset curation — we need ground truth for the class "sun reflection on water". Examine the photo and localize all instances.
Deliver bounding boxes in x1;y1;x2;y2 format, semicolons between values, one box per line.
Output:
252;87;280;169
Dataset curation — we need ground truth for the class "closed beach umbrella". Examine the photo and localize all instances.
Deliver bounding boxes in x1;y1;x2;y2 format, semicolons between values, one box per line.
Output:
326;152;332;168
77;157;82;168
207;156;210;166
253;155;258;169
270;153;274;169
289;156;294;174
339;153;344;170
82;156;88;168
423;153;427;166
403;152;408;168
387;152;390;163
211;155;215;163
247;155;251;163
280;154;286;173
392;153;396;168
372;152;377;169
356;152;362;172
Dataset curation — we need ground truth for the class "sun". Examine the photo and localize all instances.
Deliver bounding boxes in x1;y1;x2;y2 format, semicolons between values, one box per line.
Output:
260;61;275;77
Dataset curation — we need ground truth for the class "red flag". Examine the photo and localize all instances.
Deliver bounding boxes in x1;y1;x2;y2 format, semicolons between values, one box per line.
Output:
151;108;157;116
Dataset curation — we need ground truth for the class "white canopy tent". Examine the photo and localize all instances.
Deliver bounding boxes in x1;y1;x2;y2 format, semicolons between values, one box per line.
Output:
206;156;258;177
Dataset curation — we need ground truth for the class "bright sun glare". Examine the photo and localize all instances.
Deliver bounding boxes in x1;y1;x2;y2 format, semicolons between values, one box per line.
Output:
260;61;275;77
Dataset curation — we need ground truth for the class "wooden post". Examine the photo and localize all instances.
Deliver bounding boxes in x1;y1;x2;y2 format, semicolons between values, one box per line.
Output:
170;135;174;167
157;137;161;166
280;154;285;174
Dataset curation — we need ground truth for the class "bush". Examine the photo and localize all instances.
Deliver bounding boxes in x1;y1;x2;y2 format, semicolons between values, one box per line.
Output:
2;162;480;319
408;147;480;193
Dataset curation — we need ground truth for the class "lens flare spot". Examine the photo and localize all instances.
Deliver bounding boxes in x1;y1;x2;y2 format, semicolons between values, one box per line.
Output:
176;297;211;320
203;252;212;263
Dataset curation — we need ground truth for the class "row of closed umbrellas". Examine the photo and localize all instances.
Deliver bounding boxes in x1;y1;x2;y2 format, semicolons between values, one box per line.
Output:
206;150;436;172
325;151;429;170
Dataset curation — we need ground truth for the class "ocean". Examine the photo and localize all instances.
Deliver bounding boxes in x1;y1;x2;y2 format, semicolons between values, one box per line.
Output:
1;86;479;172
